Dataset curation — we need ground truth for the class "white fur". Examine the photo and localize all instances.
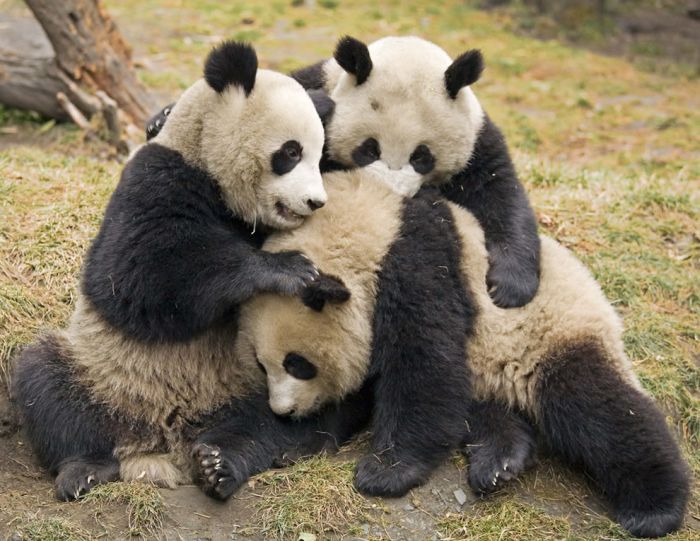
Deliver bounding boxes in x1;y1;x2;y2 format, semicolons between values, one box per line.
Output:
238;169;404;417
242;171;638;417
155;71;326;229
322;36;485;186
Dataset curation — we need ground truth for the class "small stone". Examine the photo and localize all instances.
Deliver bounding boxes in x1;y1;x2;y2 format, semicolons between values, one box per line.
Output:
403;503;415;511
453;488;467;506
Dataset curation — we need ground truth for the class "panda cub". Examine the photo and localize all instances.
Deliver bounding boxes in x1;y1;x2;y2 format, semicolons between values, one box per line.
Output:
240;170;690;539
292;35;541;309
12;41;359;501
148;36;541;308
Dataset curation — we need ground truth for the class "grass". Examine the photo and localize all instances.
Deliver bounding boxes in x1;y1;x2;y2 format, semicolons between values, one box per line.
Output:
82;482;165;537
245;454;376;539
14;515;93;541
0;0;698;538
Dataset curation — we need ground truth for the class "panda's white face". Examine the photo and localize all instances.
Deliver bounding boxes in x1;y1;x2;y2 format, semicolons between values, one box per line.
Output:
202;70;327;229
154;45;327;230
324;36;485;194
238;277;370;418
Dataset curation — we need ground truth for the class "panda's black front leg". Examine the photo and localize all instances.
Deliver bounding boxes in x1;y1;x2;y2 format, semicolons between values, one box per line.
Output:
354;192;475;497
441;116;540;308
192;389;372;500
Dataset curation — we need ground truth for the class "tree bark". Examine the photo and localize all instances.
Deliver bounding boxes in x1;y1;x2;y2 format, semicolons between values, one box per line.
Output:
0;16;82;121
23;0;154;125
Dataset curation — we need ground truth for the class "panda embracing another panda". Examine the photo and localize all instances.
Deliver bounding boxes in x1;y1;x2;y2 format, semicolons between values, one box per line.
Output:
12;41;370;501
242;168;690;538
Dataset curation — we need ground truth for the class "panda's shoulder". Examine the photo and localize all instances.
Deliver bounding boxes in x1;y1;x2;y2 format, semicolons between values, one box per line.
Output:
116;143;228;218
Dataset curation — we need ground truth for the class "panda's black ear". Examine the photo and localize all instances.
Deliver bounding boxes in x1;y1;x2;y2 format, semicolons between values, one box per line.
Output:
306;89;335;126
301;272;351;312
204;41;258;95
334;36;373;85
444;49;484;99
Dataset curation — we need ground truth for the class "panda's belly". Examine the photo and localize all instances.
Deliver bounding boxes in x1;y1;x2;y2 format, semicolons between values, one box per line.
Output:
66;296;263;429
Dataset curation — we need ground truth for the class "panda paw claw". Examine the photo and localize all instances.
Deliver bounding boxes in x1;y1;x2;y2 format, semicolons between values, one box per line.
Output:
55;458;120;501
192;443;243;501
467;437;536;496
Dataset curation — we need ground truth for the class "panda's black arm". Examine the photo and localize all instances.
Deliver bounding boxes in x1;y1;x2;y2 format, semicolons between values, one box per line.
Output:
440;115;540;308
353;192;475;498
191;386;373;500
82;144;316;343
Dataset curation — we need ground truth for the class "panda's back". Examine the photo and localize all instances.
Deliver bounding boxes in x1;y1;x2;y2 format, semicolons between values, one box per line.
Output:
448;204;638;411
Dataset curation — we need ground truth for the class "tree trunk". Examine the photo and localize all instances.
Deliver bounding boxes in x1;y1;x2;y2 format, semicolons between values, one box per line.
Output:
23;0;155;126
0;15;99;121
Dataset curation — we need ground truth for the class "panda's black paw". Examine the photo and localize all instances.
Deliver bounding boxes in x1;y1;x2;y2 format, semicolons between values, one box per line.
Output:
192;443;245;501
55;458;120;501
486;256;539;309
466;431;536;496
145;102;175;140
262;250;319;296
354;454;429;497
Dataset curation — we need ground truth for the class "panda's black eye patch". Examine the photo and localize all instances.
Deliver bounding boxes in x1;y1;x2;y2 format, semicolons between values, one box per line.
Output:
272;140;303;175
409;144;435;175
351;137;380;167
283;353;317;380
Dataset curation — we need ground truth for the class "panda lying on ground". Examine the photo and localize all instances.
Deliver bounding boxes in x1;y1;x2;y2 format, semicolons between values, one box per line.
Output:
12;41;367;501
148;35;542;309
239;168;690;539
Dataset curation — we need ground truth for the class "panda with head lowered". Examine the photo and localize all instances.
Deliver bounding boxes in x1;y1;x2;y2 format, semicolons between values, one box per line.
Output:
148;35;541;309
12;41;365;502
238;169;690;539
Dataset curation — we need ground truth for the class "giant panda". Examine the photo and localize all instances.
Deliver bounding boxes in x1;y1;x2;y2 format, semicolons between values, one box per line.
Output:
238;168;690;538
11;41;365;502
291;35;541;309
147;36;541;309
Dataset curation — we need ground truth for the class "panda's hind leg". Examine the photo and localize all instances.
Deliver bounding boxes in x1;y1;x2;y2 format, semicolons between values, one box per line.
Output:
535;340;690;538
463;399;536;496
12;334;120;499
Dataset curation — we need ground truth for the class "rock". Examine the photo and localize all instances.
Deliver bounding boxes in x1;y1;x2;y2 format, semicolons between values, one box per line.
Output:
453;488;467;506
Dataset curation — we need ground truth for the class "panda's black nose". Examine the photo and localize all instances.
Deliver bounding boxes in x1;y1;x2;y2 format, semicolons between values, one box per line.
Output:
307;199;325;211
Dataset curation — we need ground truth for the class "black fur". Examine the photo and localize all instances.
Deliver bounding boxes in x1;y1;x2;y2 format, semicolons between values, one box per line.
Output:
204;41;257;95
82;143;317;343
145;102;175;141
354;188;475;497
306;88;335;126
441;115;541;308
301;272;351;312
462;400;537;495
334;36;373;85
12;335;124;499
192;384;373;500
536;341;690;538
291;61;326;90
444;49;484;99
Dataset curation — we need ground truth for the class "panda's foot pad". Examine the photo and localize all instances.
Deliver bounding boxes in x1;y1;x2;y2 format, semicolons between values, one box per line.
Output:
466;435;536;496
55;458;120;501
192;443;242;501
354;453;429;498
